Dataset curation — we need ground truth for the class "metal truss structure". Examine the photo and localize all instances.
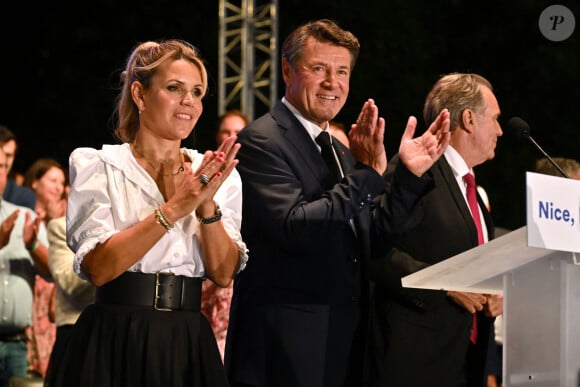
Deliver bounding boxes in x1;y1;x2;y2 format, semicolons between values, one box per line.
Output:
218;0;278;120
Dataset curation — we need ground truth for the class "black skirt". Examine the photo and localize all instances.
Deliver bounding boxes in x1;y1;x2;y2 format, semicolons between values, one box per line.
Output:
44;303;228;387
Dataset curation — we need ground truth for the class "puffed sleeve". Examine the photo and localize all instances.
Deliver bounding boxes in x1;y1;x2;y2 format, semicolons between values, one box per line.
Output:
215;167;249;272
66;148;118;279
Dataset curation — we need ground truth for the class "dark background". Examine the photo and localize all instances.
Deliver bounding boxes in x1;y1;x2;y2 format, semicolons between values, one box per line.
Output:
1;0;578;231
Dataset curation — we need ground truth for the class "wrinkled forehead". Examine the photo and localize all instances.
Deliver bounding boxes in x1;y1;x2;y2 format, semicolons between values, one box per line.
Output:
299;38;353;67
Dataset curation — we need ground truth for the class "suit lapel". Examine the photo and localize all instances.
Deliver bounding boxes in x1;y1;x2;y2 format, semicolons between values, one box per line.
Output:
436;158;480;246
271;102;326;179
271;101;357;183
332;139;354;175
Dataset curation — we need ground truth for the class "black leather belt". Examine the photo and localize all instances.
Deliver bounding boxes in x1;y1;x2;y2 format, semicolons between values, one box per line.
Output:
0;331;27;342
96;271;202;311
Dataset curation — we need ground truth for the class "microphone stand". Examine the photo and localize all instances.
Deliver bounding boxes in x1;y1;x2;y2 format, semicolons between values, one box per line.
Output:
526;136;569;178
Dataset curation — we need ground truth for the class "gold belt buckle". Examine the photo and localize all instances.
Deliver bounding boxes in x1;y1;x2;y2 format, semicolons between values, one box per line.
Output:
154;272;174;311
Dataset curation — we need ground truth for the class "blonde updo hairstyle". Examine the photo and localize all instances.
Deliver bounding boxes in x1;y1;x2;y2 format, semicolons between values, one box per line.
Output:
113;39;208;143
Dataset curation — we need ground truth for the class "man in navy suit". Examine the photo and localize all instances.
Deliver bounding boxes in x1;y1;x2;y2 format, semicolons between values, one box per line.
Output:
225;19;451;387
0;125;36;210
368;73;504;387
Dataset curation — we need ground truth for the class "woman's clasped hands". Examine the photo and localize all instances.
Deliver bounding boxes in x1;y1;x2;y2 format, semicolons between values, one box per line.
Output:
169;136;241;219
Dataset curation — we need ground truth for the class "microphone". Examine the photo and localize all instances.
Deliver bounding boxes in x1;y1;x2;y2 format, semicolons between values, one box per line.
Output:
507;116;569;178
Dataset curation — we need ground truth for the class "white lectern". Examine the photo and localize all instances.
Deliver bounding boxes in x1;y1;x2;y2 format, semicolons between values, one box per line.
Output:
402;173;580;386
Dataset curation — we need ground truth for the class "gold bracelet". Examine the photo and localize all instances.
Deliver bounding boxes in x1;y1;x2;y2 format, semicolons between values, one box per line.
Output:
155;208;174;231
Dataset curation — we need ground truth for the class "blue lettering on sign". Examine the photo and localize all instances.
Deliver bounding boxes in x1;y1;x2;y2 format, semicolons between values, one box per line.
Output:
538;201;575;226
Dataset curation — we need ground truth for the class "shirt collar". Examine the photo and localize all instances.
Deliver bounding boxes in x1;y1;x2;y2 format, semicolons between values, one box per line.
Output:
444;145;471;179
282;97;330;145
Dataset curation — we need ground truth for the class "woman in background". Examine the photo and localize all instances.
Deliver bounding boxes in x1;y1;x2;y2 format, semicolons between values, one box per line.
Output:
23;157;66;379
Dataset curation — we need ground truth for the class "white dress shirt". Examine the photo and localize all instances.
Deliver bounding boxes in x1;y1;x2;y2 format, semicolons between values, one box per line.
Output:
444;146;489;243
0;200;48;331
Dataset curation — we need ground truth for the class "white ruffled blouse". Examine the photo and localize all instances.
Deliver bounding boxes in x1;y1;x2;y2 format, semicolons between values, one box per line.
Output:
66;143;248;280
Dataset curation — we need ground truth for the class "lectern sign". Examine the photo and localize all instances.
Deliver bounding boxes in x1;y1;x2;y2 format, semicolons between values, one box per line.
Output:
526;171;580;253
402;174;580;386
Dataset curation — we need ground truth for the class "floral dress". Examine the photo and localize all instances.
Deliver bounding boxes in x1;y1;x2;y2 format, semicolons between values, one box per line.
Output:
201;280;233;362
26;275;56;378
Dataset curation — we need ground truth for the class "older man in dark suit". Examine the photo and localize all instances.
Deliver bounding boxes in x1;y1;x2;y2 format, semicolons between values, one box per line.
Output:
369;73;504;387
225;19;451;387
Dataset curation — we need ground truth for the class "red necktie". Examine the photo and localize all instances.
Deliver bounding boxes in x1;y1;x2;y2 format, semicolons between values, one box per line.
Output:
463;173;484;245
463;172;483;344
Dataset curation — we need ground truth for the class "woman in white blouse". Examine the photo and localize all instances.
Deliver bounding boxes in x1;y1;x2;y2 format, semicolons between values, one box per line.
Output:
45;39;247;387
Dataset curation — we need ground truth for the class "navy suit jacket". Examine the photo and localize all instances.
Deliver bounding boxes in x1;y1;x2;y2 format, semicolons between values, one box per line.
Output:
3;179;36;210
225;101;434;387
368;154;495;387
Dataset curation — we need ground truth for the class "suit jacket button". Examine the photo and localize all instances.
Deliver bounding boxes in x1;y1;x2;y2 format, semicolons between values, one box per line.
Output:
413;299;426;310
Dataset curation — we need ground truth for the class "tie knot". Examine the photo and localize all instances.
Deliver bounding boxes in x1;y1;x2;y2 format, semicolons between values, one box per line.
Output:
316;131;332;148
463;173;476;188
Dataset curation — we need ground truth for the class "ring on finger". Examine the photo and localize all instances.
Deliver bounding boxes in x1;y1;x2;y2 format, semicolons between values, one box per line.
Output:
200;174;210;185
